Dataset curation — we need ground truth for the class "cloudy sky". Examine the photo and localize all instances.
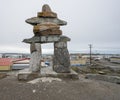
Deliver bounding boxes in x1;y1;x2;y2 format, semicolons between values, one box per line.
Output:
0;0;120;54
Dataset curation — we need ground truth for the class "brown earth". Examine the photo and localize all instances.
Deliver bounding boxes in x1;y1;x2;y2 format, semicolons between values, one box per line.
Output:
0;74;120;100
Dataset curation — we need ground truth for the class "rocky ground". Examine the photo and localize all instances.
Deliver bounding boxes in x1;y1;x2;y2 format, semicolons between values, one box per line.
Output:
0;59;120;100
72;59;120;76
0;73;120;100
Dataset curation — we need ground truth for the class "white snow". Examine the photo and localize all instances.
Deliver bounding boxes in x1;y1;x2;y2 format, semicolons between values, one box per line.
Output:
27;77;62;84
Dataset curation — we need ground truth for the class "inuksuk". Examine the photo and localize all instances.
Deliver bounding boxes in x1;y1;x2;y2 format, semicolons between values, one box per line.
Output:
18;4;78;80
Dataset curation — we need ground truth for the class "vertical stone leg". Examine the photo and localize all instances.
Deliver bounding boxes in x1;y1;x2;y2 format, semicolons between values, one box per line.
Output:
53;41;70;73
29;42;42;72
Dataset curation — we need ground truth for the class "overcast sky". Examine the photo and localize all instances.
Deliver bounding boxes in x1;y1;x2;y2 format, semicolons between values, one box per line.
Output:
0;0;120;54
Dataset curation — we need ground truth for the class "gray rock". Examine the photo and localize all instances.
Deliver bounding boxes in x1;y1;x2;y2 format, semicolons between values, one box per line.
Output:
53;41;70;73
30;42;36;53
53;36;71;48
59;35;71;42
108;66;120;73
37;4;57;18
25;17;67;26
86;74;120;84
41;67;79;79
0;73;7;79
42;4;52;12
17;68;39;81
23;35;60;43
18;72;39;81
29;43;41;72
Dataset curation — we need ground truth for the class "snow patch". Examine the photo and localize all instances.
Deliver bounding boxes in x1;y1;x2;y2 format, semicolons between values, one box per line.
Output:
27;77;62;84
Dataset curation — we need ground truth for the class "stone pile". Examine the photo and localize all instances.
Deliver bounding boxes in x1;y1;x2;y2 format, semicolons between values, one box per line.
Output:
32;5;63;36
18;4;78;80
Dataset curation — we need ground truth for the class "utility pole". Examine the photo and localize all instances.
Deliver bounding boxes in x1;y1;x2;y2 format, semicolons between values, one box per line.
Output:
89;44;92;65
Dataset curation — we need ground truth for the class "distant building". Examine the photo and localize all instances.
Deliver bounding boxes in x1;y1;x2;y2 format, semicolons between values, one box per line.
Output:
1;53;30;59
0;58;30;71
0;53;53;70
12;58;30;70
110;57;120;64
71;58;87;66
12;58;50;70
0;58;13;71
70;54;87;66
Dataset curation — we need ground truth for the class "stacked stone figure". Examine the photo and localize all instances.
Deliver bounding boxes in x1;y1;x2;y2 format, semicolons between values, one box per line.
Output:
23;4;71;73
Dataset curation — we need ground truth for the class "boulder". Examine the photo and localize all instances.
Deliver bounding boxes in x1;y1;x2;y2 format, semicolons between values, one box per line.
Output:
33;23;60;32
53;36;71;73
33;23;62;35
34;29;62;36
86;74;120;84
29;43;41;72
37;4;57;18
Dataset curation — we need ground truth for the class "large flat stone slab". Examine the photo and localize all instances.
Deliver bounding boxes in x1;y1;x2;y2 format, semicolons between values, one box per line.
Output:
26;17;67;26
23;35;70;44
18;72;39;81
17;68;39;81
23;35;60;43
40;67;79;79
17;67;79;81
